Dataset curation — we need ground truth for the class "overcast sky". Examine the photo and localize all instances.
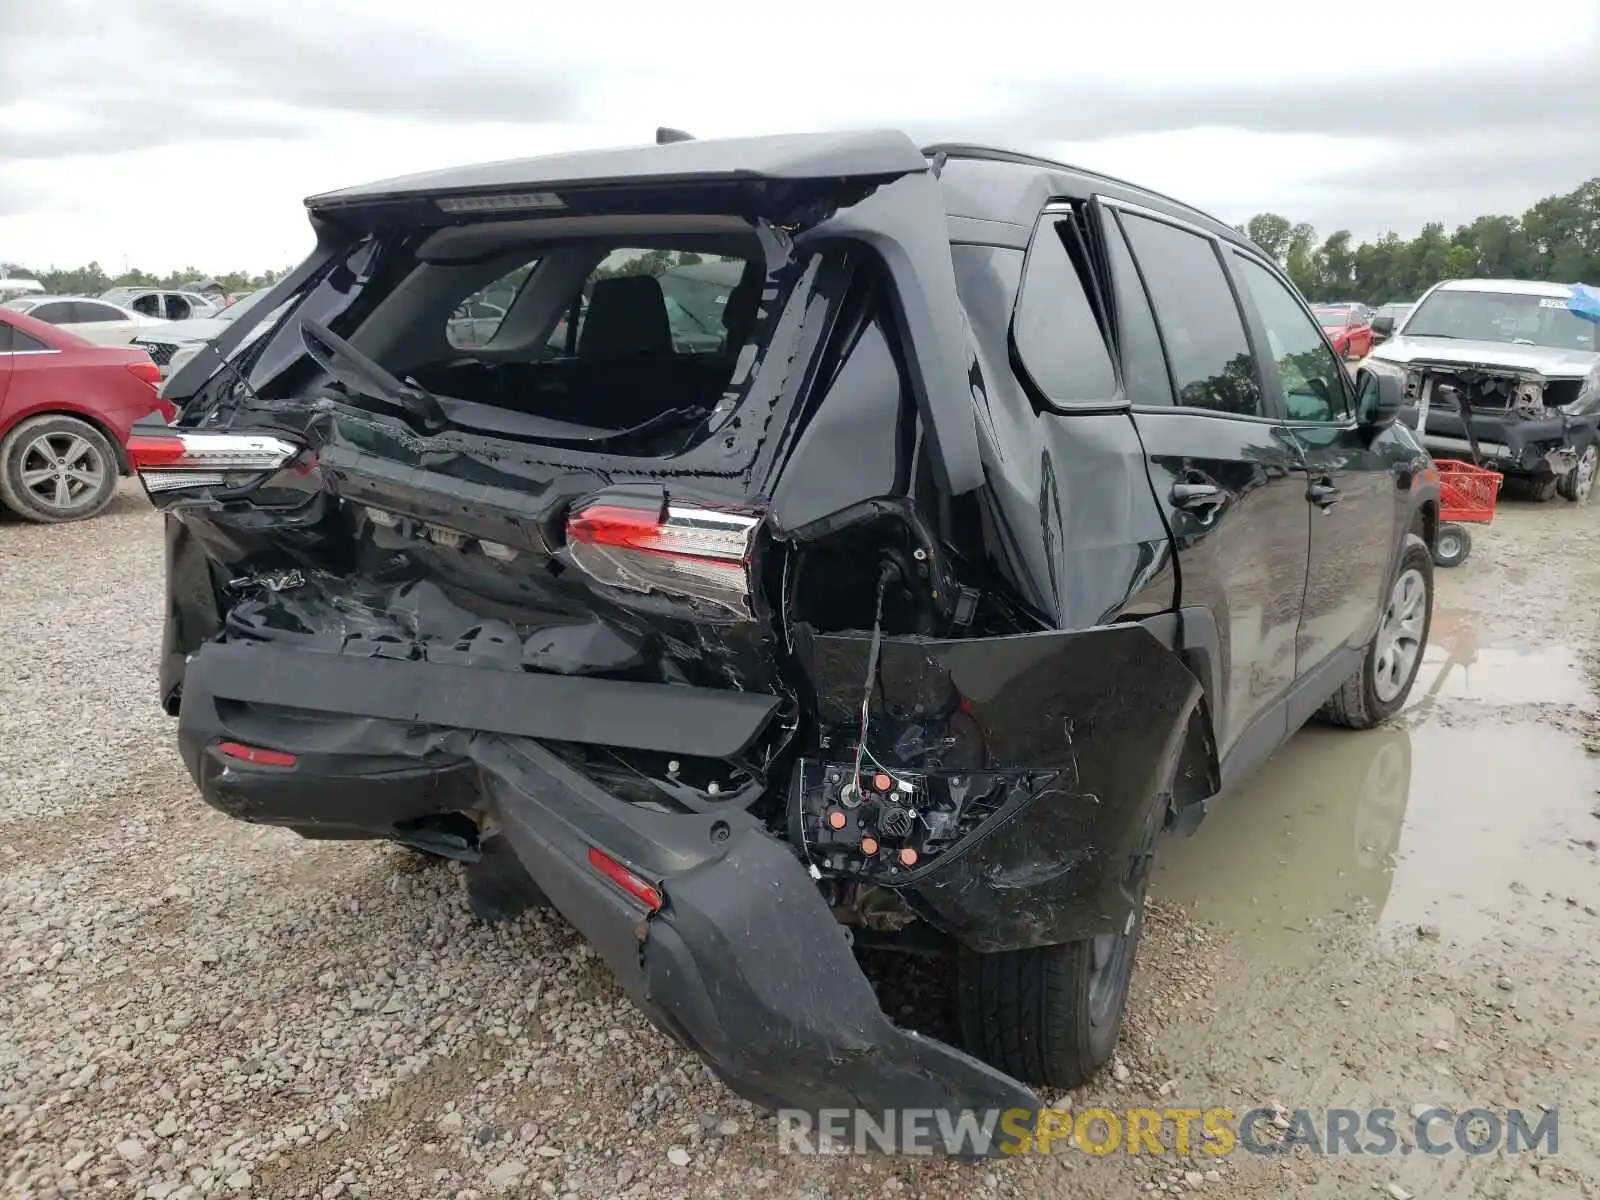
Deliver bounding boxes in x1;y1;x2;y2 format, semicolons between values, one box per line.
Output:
3;0;1597;274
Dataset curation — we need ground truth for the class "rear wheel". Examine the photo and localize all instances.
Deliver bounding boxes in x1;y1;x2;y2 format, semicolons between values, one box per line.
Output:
1432;523;1471;568
0;415;120;523
1557;443;1597;502
1320;536;1433;728
955;809;1157;1089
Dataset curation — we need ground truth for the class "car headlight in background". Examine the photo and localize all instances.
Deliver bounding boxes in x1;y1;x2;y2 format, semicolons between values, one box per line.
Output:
1562;364;1600;416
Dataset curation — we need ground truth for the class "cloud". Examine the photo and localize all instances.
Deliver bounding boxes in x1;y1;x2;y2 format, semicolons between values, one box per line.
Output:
902;40;1600;243
2;0;583;158
3;0;1596;269
0;179;39;219
988;46;1600;144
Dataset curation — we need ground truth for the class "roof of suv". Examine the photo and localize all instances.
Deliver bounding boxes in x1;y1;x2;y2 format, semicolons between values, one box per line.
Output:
305;129;1246;247
306;130;931;209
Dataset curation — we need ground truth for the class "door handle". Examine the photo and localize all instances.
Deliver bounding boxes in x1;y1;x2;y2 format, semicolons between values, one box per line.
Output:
1171;481;1225;511
1308;480;1342;508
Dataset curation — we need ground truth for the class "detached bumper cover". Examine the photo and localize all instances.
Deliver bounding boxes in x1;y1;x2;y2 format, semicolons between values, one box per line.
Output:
174;641;1038;1135
1402;407;1592;474
476;738;1037;1125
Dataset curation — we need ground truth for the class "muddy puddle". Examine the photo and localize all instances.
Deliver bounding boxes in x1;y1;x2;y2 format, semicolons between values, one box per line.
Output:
1408;605;1592;708
1154;722;1600;961
1154;595;1600;967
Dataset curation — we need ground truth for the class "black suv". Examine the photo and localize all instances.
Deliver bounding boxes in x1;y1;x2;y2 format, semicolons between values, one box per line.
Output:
135;130;1439;1139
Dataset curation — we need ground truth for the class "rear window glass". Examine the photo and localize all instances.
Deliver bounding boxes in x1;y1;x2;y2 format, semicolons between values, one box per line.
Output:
236;231;809;456
1011;221;1117;405
11;326;50;352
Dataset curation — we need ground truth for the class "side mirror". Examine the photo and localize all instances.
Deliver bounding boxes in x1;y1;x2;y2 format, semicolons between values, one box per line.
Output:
1371;314;1395;338
1356;366;1404;431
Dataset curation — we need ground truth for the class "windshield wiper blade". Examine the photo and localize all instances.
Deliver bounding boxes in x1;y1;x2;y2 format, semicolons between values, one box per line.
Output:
300;317;447;432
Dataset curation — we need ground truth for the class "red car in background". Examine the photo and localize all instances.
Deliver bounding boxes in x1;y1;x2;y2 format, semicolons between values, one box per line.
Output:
1312;304;1374;361
0;307;175;523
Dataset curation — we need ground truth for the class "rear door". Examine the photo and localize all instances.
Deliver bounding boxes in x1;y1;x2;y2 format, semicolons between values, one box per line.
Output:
1098;201;1310;772
1229;252;1392;707
69;301;139;346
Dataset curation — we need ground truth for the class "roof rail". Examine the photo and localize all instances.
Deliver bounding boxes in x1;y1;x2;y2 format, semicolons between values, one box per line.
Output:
921;142;1235;234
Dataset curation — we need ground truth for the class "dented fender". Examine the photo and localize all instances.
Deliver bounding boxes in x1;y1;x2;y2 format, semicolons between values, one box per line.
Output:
796;621;1208;951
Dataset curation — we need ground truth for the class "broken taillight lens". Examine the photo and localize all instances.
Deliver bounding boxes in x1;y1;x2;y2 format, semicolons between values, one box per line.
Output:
566;495;762;619
127;429;302;495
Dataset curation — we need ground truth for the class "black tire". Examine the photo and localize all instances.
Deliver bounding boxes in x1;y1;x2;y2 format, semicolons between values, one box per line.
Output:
1431;523;1471;568
1506;473;1558;503
955;811;1156;1089
1557;443;1598;502
1319;535;1433;729
0;414;120;523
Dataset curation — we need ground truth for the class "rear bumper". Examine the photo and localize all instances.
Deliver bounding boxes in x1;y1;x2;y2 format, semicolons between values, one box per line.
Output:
175;641;1039;1138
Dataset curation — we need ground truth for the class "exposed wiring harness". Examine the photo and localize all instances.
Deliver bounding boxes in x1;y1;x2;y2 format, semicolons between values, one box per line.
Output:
850;561;901;795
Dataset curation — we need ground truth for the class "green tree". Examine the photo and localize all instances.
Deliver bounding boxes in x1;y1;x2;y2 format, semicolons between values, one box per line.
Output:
1239;174;1599;302
1316;230;1356;299
1285;223;1319;296
1244;213;1292;262
1440;244;1477;280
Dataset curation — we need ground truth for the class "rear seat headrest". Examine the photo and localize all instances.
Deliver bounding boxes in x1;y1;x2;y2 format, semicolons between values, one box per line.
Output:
580;274;672;358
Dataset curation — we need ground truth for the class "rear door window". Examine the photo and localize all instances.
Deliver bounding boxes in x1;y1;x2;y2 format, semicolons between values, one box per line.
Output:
165;294;194;321
1119;213;1265;417
1100;213;1175;406
71;301;126;323
129;294;162;317
31;302;75;325
1234;255;1352;422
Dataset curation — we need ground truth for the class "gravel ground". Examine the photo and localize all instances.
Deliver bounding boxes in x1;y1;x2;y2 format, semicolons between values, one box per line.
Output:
3;481;1599;1199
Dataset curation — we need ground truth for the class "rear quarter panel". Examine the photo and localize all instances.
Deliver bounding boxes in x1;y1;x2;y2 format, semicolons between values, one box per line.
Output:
951;242;1175;627
2;354;169;457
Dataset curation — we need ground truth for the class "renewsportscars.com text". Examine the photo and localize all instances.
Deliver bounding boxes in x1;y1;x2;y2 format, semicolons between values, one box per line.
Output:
775;1106;1560;1157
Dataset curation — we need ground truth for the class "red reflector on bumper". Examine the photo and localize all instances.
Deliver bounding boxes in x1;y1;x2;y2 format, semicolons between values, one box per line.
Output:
586;846;662;911
216;741;298;768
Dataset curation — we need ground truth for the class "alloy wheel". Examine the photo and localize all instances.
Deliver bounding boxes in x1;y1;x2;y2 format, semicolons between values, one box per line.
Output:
19;432;107;514
1373;567;1427;703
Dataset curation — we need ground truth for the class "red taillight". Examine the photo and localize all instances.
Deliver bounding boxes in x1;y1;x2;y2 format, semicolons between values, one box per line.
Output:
586;846;662;911
126;360;161;388
566;495;761;619
217;741;298;768
126;433;188;467
127;429;301;495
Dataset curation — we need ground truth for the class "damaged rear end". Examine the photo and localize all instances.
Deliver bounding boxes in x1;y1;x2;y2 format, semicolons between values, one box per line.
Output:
142;131;1205;1142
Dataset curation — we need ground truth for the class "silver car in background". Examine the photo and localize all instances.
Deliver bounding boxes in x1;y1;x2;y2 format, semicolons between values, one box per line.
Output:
1366;279;1600;500
132;289;280;382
